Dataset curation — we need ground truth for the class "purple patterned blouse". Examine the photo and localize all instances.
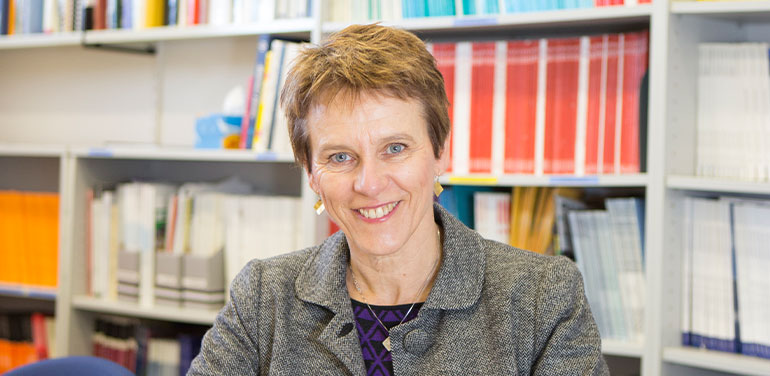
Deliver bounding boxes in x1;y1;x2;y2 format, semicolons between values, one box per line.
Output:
351;299;423;376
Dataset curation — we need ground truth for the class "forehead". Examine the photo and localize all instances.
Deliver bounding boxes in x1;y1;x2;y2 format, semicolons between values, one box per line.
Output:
306;92;428;145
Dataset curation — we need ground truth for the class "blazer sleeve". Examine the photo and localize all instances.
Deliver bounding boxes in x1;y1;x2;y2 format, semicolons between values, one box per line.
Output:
531;256;609;376
187;260;262;375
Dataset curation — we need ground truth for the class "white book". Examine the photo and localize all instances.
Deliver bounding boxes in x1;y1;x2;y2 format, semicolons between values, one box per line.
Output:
594;211;627;340
490;41;507;176
208;0;232;25
178;0;188;26
606;198;645;340
452;42;472;175
574;36;590;176
258;0;274;22
681;196;693;345
133;0;146;30
254;40;286;153
473;192;510;244
534;38;547;176
270;41;302;154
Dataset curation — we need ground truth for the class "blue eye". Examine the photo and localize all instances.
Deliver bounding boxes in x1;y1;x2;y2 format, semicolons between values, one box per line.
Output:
387;144;405;154
331;153;350;163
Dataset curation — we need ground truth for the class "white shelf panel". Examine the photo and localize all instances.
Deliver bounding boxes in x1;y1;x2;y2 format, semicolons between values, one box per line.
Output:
0;283;57;300
663;347;770;376
0;32;81;49
72;295;218;325
0;18;313;49
667;175;770;195
324;5;651;33
0;143;65;158
440;173;648;187
84;18;314;44
602;339;644;358
672;0;770;15
71;146;296;163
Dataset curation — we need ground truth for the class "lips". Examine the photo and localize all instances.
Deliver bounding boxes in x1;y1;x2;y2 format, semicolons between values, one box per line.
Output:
356;202;398;219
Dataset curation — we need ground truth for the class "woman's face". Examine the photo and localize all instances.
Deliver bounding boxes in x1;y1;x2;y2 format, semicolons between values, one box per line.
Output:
306;92;449;258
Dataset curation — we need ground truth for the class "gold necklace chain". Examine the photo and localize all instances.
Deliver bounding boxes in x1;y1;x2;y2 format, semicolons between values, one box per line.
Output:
349;229;441;352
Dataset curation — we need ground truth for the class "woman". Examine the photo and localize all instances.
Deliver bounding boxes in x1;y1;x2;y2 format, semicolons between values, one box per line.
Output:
189;24;608;375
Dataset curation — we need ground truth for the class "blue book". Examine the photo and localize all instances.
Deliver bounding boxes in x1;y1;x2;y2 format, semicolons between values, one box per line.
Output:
25;0;44;34
0;0;8;35
179;334;203;376
242;34;271;150
167;0;178;25
121;0;131;29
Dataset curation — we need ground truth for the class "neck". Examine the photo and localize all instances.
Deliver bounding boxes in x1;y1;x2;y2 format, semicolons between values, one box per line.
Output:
347;222;442;306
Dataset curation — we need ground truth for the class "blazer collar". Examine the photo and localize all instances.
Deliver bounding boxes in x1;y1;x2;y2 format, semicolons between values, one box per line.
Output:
295;202;486;312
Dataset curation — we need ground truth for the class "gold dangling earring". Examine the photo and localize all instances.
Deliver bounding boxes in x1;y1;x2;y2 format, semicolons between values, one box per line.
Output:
433;176;444;197
314;198;325;215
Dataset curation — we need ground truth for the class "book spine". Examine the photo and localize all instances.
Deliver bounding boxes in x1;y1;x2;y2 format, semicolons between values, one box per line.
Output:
503;40;539;174
468;42;496;174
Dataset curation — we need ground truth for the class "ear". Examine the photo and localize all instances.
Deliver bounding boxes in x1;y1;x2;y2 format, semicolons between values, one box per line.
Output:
306;166;319;195
436;135;451;175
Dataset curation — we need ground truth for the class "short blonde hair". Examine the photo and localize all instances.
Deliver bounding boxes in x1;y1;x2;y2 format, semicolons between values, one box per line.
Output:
280;24;450;172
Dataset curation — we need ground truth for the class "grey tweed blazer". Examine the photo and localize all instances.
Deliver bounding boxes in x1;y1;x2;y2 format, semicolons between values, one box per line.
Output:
188;203;609;375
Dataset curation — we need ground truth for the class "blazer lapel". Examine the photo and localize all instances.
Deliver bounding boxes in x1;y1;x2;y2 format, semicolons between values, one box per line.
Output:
295;233;367;376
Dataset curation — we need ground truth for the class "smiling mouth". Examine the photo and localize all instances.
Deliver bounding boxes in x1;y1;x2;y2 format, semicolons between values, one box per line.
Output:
357;202;399;219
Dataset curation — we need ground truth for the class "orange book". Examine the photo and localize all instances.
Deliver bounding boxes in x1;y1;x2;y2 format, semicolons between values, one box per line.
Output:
0;338;11;373
21;194;40;286
41;194;59;288
433;43;456;173
7;0;14;35
0;192;25;284
469;42;496;174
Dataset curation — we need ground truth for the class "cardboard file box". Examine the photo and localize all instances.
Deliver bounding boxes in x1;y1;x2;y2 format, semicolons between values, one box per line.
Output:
117;250;140;304
155;252;184;307
182;250;225;310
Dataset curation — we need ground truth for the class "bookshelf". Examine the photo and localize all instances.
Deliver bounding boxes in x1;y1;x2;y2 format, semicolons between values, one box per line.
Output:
1;1;768;375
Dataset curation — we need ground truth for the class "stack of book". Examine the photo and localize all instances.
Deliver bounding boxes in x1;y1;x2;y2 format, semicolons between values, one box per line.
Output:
237;38;307;154
327;0;653;22
0;191;58;291
0;313;55;373
92;316;203;375
568;197;645;341
681;197;770;360
430;30;649;176
87;177;301;309
696;43;770;182
0;0;309;35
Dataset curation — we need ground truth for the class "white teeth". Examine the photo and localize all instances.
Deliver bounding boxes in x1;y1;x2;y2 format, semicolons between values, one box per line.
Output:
358;202;397;219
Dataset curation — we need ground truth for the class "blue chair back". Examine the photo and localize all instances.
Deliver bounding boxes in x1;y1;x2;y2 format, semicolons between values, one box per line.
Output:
4;356;134;376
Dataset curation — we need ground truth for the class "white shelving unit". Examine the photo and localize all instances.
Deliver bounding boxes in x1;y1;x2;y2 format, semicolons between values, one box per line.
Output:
441;173;648;187
663;347;770;376
2;1;769;375
667;175;770;195
71;296;217;326
0;283;57;301
603;339;645;358
324;4;652;33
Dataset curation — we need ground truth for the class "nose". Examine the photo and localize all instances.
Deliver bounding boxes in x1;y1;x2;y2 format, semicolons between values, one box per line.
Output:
353;158;388;197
